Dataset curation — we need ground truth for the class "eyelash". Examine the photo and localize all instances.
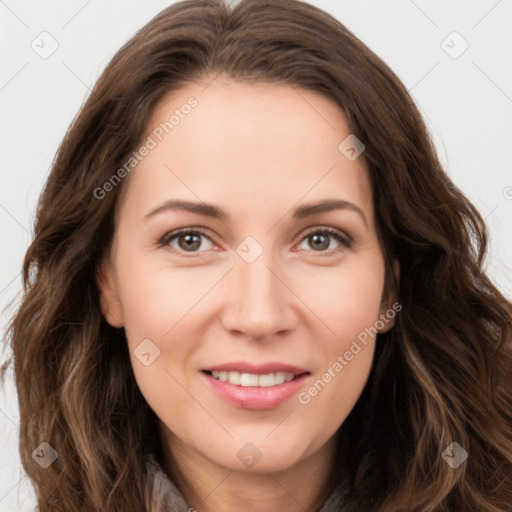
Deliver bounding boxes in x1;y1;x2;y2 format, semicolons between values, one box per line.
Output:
158;226;352;257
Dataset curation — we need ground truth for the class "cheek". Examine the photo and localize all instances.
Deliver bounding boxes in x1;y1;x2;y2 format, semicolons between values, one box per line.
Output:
298;280;380;434
297;259;383;411
309;260;385;346
114;261;217;406
117;260;214;339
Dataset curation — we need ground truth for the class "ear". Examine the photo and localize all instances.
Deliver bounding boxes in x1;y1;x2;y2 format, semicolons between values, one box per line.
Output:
96;256;125;328
378;258;400;333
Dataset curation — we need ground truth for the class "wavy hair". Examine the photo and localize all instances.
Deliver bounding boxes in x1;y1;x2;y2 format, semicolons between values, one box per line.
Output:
2;0;512;510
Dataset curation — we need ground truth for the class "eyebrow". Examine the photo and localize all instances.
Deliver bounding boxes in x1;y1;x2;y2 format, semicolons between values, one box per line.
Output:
144;198;368;227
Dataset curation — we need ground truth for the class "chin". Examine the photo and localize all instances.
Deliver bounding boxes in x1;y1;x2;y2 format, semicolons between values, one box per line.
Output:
212;436;311;474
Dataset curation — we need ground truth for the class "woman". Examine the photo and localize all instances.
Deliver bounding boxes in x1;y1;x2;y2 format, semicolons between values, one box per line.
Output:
3;0;512;510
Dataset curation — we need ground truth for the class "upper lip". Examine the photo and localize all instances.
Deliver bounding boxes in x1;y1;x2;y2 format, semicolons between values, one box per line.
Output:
202;362;310;375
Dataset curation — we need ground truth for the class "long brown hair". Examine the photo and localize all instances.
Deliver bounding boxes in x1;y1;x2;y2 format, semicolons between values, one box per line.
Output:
3;0;511;510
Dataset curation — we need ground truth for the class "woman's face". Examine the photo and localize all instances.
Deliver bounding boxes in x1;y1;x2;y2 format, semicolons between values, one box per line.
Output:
98;77;396;475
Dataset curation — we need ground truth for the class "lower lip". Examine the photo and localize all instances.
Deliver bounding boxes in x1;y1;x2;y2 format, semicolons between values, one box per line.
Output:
201;371;310;410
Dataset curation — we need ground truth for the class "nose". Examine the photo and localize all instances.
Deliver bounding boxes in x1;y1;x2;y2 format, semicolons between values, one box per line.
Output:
220;250;297;341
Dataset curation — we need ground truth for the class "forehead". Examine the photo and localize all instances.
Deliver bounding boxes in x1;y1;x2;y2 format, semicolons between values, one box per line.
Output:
118;78;374;227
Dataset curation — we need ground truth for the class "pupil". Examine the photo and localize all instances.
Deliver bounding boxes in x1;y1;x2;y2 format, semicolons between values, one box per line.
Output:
180;234;200;251
311;233;328;250
178;233;330;252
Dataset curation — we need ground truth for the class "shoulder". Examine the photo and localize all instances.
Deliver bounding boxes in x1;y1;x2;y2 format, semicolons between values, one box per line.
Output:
25;456;189;512
144;453;192;512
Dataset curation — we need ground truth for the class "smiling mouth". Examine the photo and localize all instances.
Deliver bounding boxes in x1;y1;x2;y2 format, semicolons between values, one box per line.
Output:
202;370;308;387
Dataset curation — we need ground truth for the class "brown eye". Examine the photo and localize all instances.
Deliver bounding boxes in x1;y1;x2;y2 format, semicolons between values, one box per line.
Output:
177;233;202;252
160;228;214;254
307;233;330;251
298;228;351;254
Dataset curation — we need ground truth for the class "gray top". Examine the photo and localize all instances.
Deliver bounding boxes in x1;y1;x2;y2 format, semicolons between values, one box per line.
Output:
29;455;351;511
145;453;351;511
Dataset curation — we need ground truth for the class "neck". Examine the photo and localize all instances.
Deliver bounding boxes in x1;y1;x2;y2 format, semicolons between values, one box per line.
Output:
159;426;343;512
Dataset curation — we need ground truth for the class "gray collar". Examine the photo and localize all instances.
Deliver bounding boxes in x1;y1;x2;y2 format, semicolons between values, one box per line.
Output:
145;454;350;511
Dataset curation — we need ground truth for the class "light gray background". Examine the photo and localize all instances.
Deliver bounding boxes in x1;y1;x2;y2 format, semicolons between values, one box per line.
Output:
1;0;511;510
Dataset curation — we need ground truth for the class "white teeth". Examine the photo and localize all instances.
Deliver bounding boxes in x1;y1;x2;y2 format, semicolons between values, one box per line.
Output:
240;373;259;386
210;371;297;387
274;372;286;385
227;371;240;385
258;374;276;387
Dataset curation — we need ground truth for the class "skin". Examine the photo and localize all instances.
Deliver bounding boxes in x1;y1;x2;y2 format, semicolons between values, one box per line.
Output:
98;76;398;512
